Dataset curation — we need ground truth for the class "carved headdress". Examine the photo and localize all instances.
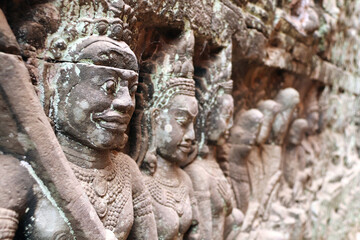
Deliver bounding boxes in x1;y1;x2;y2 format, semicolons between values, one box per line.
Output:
136;29;196;168
193;43;233;149
45;0;137;61
141;29;196;108
271;87;300;144
39;0;139;148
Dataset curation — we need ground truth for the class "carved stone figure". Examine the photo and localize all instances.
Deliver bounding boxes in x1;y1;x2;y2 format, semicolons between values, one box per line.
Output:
184;44;242;240
0;1;157;239
51;37;157;239
0;6;113;240
270;88;300;145
247;100;281;204
1;0;359;239
302;86;321;166
267;119;310;240
256;100;282;146
282;119;309;205
261;88;300;203
229;109;264;213
245;88;299;217
138;29;200;240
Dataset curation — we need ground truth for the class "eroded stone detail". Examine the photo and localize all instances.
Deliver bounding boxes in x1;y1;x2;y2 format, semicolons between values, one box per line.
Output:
183;43;244;240
138;29;200;239
1;0;360;239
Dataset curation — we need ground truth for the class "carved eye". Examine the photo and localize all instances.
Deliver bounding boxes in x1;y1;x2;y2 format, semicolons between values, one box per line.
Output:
102;80;117;94
129;84;138;97
176;117;188;126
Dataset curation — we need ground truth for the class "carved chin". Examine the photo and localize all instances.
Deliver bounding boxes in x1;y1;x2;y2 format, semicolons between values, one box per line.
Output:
81;129;128;150
96;133;128;150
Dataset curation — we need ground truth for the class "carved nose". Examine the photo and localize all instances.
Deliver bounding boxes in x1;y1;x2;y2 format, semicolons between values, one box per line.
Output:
184;123;195;142
111;88;134;113
227;117;233;130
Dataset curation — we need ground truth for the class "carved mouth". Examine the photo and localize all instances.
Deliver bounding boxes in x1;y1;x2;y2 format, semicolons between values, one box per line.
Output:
93;111;130;132
178;143;192;153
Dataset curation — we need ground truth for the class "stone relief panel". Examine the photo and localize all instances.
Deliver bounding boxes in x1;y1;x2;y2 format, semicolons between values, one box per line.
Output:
1;0;360;240
136;28;200;239
1;0;157;239
184;42;243;240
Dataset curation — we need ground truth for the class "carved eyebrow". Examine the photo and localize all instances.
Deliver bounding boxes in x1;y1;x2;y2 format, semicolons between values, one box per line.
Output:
117;69;138;81
175;108;198;118
116;70;138;88
96;76;117;86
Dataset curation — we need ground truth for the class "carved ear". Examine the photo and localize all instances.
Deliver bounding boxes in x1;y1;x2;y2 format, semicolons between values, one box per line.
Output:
151;108;161;123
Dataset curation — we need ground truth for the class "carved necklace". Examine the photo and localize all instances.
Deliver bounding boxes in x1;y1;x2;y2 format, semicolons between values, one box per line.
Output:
145;174;187;216
67;154;131;231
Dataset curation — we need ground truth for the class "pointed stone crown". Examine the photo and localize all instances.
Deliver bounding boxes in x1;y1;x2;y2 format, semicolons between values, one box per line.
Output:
46;0;136;61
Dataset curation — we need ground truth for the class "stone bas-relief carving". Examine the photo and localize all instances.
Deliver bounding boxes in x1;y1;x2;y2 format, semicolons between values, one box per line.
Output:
45;2;157;238
183;44;243;240
138;30;200;239
0;0;157;239
141;82;200;239
281;118;309;206
0;5;115;240
246;100;281;207
185;89;238;239
2;0;360;239
52;38;157;239
229;109;264;213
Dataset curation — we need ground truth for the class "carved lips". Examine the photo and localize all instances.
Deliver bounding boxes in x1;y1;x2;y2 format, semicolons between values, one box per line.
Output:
178;142;192;154
92;111;130;132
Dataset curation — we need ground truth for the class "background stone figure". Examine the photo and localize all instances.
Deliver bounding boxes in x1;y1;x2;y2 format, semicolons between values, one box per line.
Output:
261;88;300;203
281;118;309;205
138;29;200;240
229;109;264;213
240;90;299;233
184;44;242;240
247;99;281;205
301;86;321;173
270;88;300;145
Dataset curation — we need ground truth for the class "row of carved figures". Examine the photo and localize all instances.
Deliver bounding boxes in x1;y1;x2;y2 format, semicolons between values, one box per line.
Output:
0;0;322;239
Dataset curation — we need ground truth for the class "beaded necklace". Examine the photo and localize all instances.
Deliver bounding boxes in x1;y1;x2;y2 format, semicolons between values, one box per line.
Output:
67;153;131;231
145;174;188;216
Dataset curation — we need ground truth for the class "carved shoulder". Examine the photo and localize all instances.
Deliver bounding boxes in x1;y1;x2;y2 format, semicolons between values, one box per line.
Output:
184;161;209;192
0;154;34;215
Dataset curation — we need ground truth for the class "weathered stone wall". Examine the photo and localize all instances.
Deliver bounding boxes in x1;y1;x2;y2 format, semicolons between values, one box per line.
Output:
0;0;359;239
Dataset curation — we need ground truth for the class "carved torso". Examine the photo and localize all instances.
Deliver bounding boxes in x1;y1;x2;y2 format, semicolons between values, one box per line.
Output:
13;152;152;240
228;144;252;212
196;158;233;216
228;144;251;182
185;156;233;238
142;170;195;240
68;153;133;237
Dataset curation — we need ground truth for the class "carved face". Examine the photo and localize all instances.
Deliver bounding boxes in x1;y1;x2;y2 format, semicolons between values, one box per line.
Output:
154;95;198;165
288;119;308;146
207;94;234;145
256;100;280;144
307;111;319;134
257;117;273;145
231;115;263;146
56;64;138;150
